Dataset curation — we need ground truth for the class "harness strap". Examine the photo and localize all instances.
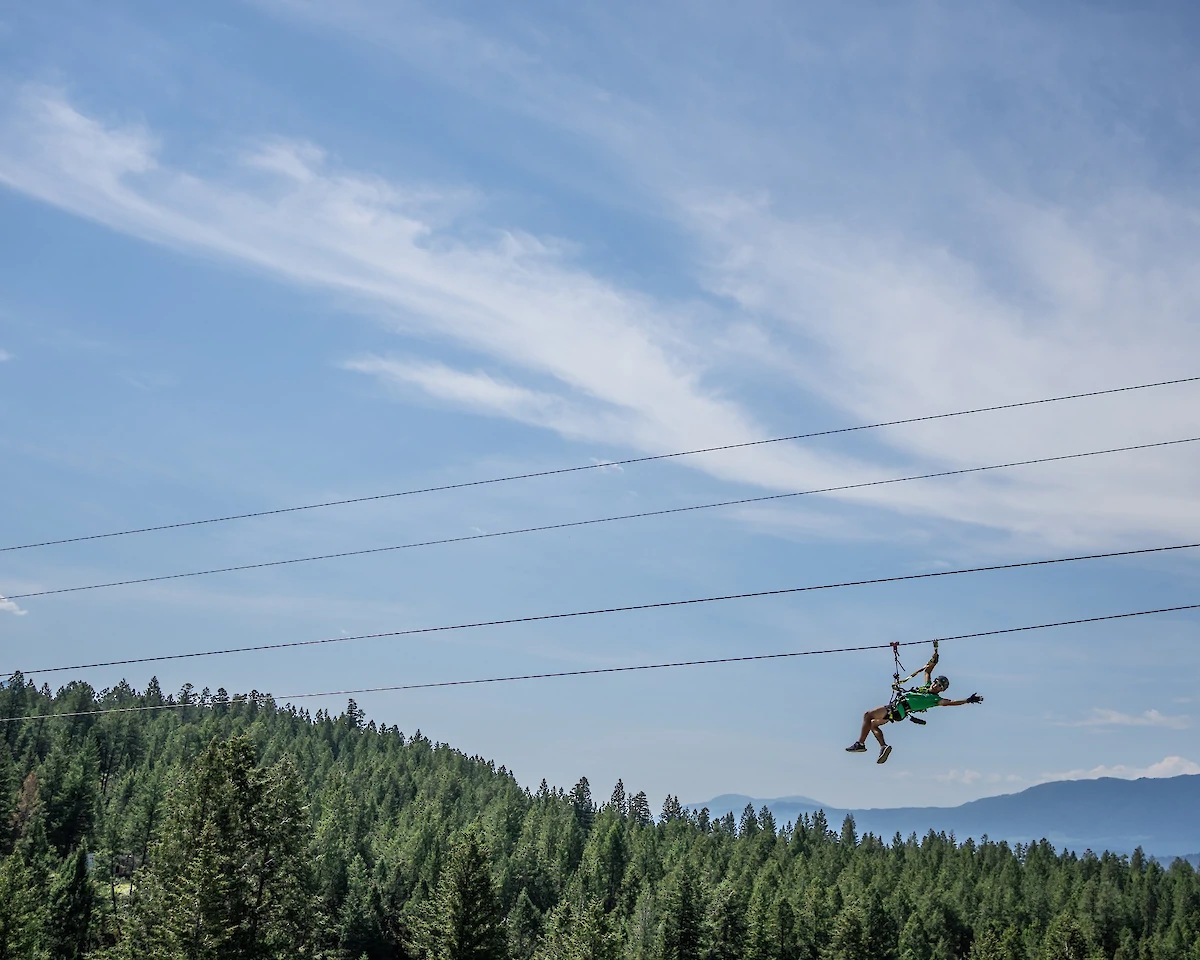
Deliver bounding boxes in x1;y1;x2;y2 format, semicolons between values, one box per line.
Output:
889;642;902;707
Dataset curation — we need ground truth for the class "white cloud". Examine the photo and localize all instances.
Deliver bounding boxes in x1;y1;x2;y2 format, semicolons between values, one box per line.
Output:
1044;756;1200;782
0;349;10;361
0;594;28;616
254;2;1200;551
682;195;1200;547
0;86;877;491
936;769;983;785
1067;708;1192;730
343;356;627;441
2;73;1200;550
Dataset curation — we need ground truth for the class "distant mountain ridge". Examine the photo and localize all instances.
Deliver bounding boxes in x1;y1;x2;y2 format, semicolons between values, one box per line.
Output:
691;774;1200;859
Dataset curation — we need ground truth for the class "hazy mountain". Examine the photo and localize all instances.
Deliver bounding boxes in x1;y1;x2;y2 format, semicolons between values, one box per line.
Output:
692;774;1200;859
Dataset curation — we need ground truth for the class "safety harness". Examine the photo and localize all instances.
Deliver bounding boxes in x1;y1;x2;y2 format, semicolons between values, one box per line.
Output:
888;640;936;725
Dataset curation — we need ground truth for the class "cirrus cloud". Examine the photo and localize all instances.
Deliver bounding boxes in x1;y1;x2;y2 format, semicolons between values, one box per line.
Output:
2;81;1200;551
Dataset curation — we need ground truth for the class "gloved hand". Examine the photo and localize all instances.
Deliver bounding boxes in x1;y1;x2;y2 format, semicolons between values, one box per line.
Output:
966;693;983;704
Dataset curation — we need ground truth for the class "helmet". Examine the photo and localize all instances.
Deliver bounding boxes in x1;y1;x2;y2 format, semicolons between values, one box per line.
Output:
934;675;950;689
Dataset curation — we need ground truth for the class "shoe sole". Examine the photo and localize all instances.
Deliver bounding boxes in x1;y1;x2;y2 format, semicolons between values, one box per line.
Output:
877;745;892;764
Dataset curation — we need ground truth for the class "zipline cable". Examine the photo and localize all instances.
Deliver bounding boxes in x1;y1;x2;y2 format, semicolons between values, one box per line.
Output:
5;374;1198;554
7;541;1198;679
278;602;1200;699
4;601;1198;723
11;435;1198;602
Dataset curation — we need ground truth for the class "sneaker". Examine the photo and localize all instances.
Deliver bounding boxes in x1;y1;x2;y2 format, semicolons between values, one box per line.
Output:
845;742;868;753
877;744;893;764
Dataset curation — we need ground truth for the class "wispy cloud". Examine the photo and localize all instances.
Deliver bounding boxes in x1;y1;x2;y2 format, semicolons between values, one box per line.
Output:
2;65;1200;549
1065;708;1192;730
0;594;28;616
0;86;876;490
343;356;627;441
0;348;11;362
1043;756;1200;782
252;2;1200;551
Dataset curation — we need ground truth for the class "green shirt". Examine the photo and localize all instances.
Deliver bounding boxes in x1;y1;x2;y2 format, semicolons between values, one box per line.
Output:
902;687;944;712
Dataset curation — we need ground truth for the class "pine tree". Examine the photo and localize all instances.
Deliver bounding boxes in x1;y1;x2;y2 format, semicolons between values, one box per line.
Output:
337;854;384;959
629;793;652;827
570;779;595;834
536;897;618;960
608;781;627;820
114;736;316;959
45;843;94;959
507;889;543;960
8;773;40;847
422;826;508;960
579;814;627;912
42;743;99;856
1041;912;1089;960
0;846;45;958
0;748;16;846
660;862;703;960
705;880;748;960
830;901;869;960
970;929;1023;960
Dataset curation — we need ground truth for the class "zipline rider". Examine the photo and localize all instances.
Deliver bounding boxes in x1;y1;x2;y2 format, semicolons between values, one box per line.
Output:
846;640;983;764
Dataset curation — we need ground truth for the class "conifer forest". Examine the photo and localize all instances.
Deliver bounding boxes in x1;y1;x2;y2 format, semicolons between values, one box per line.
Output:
1;676;1198;960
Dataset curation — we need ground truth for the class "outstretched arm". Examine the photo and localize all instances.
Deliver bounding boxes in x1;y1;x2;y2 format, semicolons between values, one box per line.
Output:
938;693;984;707
923;640;940;686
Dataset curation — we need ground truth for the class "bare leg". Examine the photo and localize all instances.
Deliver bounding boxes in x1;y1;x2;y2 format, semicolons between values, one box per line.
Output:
857;705;891;746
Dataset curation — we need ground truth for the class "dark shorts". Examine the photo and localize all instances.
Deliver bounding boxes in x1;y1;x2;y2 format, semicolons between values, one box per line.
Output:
887;700;909;722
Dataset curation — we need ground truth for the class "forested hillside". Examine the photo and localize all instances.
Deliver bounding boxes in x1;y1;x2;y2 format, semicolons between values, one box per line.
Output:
696;779;1200;860
1;675;1198;959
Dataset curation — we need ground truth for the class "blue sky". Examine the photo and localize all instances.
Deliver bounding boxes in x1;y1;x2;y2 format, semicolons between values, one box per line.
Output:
2;0;1199;810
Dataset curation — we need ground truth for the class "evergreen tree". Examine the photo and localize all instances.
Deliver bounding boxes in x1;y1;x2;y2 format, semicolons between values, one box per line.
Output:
704;880;748;960
8;773;40;848
42;743;99;856
0;748;16;846
45;843;94;960
0;847;44;959
578;814;626;913
336;854;385;959
115;736;315;959
970;929;1023;960
608;781;627;820
660;862;703;960
1041;912;1089;960
740;804;760;838
661;796;684;823
570;779;595;834
421;826;508;960
507;889;543;960
0;679;1198;960
629;792;652;827
830;901;869;960
536;897;618;960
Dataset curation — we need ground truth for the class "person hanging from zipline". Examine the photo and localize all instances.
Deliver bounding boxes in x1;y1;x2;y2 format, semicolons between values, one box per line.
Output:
845;640;983;764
